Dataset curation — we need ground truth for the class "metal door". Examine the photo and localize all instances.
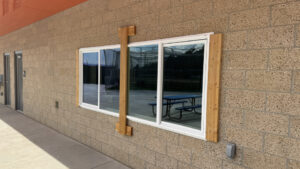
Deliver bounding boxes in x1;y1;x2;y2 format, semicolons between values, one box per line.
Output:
14;52;23;111
4;53;10;105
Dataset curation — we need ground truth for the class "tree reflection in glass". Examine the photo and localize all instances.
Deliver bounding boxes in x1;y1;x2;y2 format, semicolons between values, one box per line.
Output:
163;43;205;130
128;45;158;121
99;49;120;113
83;52;98;106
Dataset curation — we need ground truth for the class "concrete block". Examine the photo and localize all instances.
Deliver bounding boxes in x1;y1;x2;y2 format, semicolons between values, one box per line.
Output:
145;163;163;169
192;152;222;169
248;25;294;49
272;2;300;26
129;1;149;18
128;154;146;169
223;161;246;169
251;0;285;8
223;31;248;50
214;0;250;15
159;7;183;25
225;89;266;111
178;134;205;150
107;0;131;10
136;147;156;165
294;71;300;93
157;128;179;145
223;50;268;70
167;144;192;163
222;70;245;89
288;160;300;169
220;108;243;128
156;153;178;169
269;48;300;70
265;134;300;161
245;70;292;92
149;0;171;12
297;25;300;47
183;0;212;20
172;0;194;7
267;93;300;116
243;149;286;169
224;127;263;151
290;116;300;139
230;7;270;31
244;110;289;135
197;15;229;33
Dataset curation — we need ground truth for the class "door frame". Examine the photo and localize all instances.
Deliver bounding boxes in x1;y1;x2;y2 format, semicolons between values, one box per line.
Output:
3;53;11;105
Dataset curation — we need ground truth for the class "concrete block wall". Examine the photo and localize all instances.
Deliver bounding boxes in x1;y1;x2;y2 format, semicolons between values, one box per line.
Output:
0;0;300;168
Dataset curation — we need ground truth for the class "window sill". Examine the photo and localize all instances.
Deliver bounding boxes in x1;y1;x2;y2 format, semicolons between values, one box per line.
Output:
80;103;119;117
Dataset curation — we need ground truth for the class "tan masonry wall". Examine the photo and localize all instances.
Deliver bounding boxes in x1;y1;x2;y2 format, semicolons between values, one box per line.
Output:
0;0;300;169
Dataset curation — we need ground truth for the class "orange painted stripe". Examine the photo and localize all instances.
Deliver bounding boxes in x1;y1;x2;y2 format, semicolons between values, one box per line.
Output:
0;0;87;36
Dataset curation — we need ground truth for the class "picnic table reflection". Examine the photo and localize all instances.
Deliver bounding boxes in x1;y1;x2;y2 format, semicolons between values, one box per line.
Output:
149;94;202;119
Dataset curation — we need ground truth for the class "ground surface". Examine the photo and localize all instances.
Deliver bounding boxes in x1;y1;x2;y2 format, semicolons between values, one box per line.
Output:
0;105;130;169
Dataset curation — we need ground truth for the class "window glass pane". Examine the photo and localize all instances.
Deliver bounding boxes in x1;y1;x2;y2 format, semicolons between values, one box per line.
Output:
83;52;98;105
162;42;205;130
99;49;120;113
128;45;158;122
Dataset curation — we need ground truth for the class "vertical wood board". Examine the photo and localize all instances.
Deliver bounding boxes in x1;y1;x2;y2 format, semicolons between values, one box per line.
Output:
118;27;129;135
116;26;135;136
76;49;79;106
206;34;222;142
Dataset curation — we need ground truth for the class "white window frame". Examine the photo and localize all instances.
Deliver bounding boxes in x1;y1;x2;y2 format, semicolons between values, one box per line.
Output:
79;44;121;117
79;32;213;140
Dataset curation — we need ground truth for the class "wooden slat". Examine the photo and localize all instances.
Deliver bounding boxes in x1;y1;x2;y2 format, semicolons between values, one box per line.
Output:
206;34;222;142
118;27;129;135
127;26;136;36
116;26;136;136
76;49;79;106
115;122;132;136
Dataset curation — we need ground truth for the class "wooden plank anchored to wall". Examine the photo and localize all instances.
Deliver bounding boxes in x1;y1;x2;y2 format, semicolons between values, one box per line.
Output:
76;49;79;107
206;34;222;142
115;25;136;136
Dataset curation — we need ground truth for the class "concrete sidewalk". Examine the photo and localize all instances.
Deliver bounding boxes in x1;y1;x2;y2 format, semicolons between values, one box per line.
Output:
0;105;130;169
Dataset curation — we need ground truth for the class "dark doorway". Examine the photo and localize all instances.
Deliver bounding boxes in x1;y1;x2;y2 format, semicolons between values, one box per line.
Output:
4;53;11;105
14;51;23;111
